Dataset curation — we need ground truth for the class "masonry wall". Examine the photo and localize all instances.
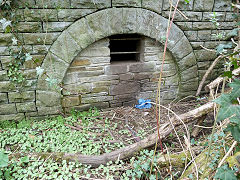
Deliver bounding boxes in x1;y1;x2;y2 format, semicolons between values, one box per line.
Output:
0;0;235;121
62;37;179;112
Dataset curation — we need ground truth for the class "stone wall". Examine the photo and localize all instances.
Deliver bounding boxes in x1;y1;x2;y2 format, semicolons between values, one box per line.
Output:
62;37;178;112
0;0;235;120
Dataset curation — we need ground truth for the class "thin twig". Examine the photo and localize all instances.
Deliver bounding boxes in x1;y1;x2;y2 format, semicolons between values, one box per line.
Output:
218;141;237;168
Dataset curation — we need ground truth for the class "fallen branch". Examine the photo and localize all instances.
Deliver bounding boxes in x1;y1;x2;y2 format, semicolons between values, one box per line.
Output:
196;55;223;96
205;67;240;92
11;102;215;167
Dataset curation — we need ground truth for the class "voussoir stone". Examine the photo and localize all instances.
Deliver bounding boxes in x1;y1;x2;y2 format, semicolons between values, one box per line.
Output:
171;36;193;60
50;31;80;64
67;18;95;49
86;10;111;41
122;8;138;34
178;52;197;71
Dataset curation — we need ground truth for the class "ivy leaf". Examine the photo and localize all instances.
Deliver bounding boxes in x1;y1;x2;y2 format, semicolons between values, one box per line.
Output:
0;151;9;168
0;18;11;31
184;0;190;3
11;37;17;45
230;116;240;124
36;66;44;77
226;124;240;142
25;53;32;61
214;165;237;180
216;104;240;122
216;42;232;54
227;28;240;38
228;79;240;100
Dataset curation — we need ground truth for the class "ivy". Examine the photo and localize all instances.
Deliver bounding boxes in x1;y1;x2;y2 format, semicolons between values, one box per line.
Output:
214;165;237;180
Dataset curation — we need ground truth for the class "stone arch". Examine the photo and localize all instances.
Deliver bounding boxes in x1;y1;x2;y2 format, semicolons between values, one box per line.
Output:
36;8;198;115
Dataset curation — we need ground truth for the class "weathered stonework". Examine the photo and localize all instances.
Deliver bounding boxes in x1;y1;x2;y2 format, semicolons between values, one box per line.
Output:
0;1;234;120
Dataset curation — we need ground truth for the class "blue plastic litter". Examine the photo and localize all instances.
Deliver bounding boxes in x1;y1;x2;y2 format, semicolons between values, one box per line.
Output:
135;99;152;109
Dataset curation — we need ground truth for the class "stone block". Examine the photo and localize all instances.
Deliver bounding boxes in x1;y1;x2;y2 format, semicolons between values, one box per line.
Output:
181;79;198;91
181;66;198;82
193;22;215;30
62;96;80;107
62;83;93;95
194;49;217;61
213;0;232;12
71;59;91;67
58;9;97;21
178;52;197;71
22;69;37;80
110;82;140;95
23;55;44;69
198;61;211;70
105;64;129;75
37;91;61;107
0;103;17;115
22;33;60;45
136;91;155;100
8;91;35;103
162;74;179;86
122;8;138;33
129;62;156;73
163;0;193;10
35;0;70;8
77;70;104;77
80;47;110;57
65;104;91;112
108;8;124;35
197;30;212;41
67;18;94;49
0;71;8;81
202;12;226;21
172;36;193;60
204;41;227;49
190;42;204;50
134;72;151;80
32;46;50;55
142;0;163;13
141;82;158;91
175;22;193;31
0;81;15;92
193;0;214;11
112;0;141;7
12;0;35;8
120;73;134;81
0;33;13;46
71;0;111;8
43;22;72;32
0;92;7;104
81;96;113;103
15;22;42;33
67;67;86;73
86;9;111;40
225;13;235;21
37;105;62;116
162;11;202;21
16;102;36;113
0;113;24;121
0;47;9;55
37;53;68;90
50;31;81;64
184;31;198;41
24;9;58;21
